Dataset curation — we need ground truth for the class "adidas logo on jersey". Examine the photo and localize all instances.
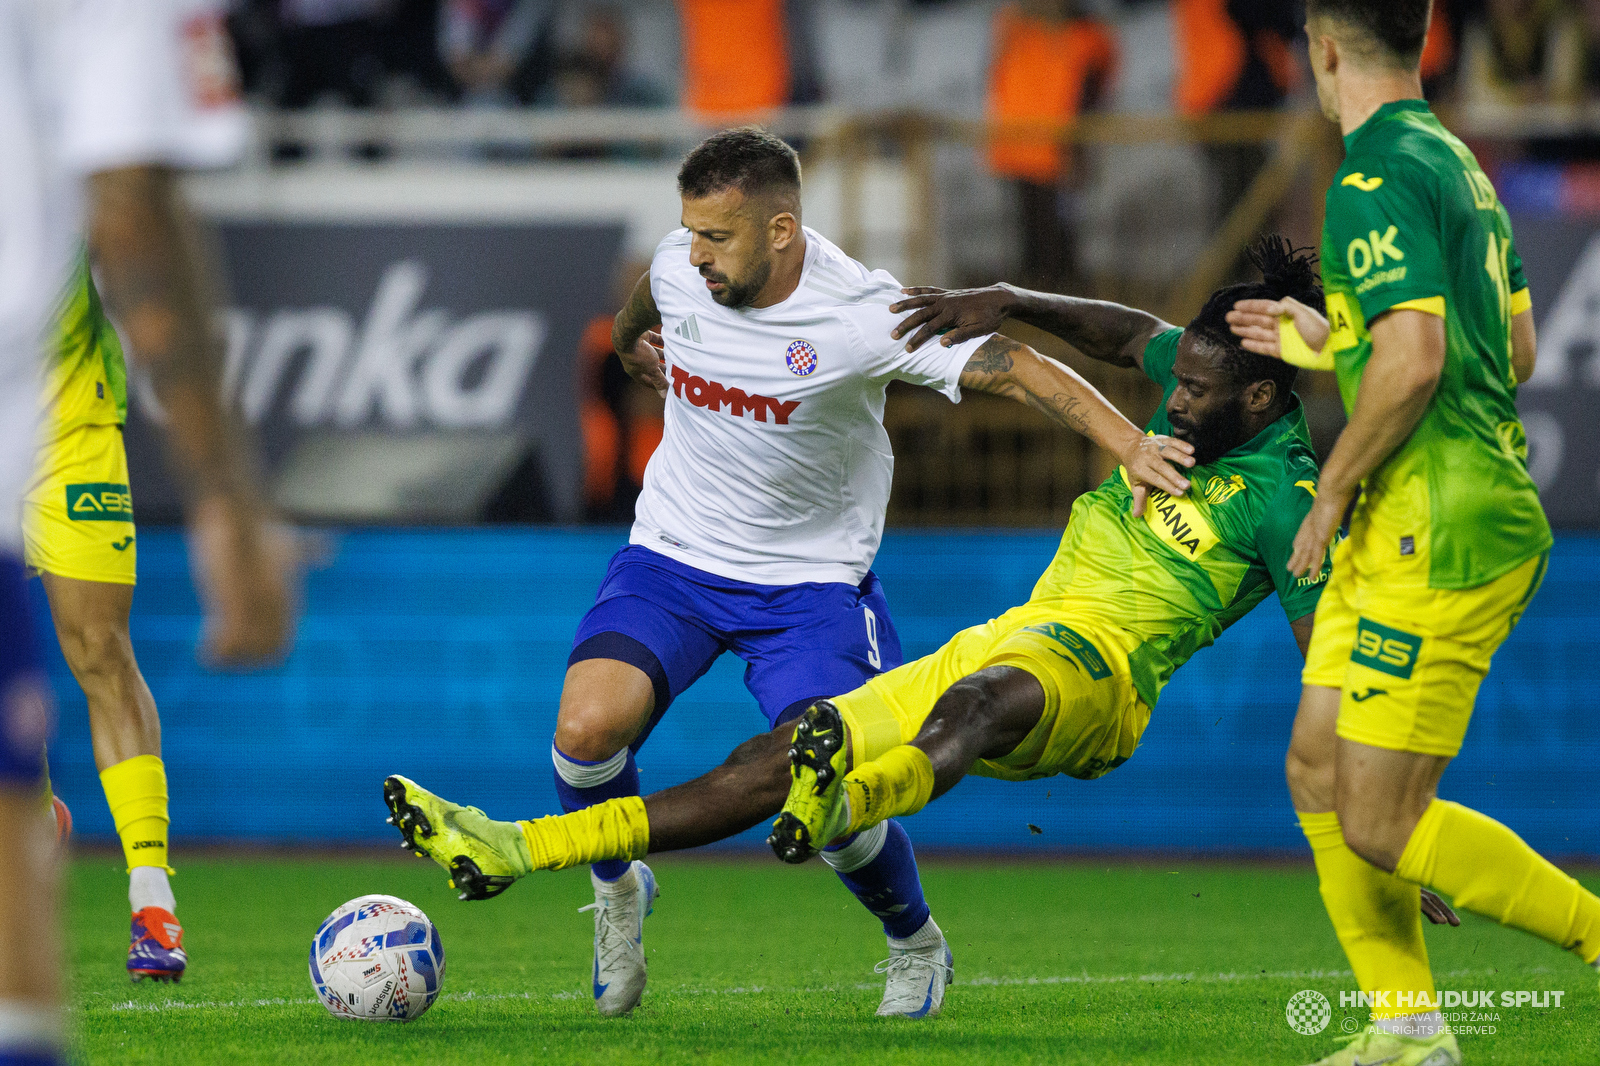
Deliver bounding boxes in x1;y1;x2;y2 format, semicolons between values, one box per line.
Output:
669;365;801;425
673;315;702;343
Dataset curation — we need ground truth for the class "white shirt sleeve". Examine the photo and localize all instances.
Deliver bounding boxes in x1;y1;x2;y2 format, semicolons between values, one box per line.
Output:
843;291;994;404
58;0;249;176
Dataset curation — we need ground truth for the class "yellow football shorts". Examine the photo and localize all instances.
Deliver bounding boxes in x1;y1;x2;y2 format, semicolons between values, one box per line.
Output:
1304;535;1546;758
832;602;1150;782
22;423;137;585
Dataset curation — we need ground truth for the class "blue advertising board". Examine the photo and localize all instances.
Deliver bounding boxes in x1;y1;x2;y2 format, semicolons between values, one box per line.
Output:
33;529;1600;856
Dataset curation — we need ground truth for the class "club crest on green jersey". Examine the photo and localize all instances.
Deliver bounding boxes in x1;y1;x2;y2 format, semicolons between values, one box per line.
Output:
1203;475;1245;505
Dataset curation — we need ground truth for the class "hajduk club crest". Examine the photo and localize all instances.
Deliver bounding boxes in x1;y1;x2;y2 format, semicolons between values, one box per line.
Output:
785;339;818;376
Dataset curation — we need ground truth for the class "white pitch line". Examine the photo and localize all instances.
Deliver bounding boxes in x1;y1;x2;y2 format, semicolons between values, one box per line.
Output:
93;964;1550;1015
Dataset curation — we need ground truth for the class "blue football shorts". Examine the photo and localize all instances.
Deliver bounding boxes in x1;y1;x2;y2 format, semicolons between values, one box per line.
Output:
570;545;904;750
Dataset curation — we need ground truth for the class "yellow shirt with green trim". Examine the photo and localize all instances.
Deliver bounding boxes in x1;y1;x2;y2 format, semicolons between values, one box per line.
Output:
40;251;128;445
1027;328;1329;710
1321;99;1551;588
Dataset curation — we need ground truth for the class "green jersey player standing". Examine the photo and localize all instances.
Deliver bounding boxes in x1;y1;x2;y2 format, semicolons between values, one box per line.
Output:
1227;2;1596;1064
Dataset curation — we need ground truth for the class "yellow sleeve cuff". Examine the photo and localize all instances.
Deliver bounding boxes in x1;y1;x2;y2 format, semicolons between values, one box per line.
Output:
1278;315;1335;371
1390;295;1446;318
1509;288;1532;316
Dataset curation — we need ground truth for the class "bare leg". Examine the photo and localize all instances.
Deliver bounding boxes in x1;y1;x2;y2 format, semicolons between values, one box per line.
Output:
39;573;158;770
0;791;57;1006
638;665;1043;854
1334;740;1450;874
641;722;799;851
907;666;1046;800
553;658;654;762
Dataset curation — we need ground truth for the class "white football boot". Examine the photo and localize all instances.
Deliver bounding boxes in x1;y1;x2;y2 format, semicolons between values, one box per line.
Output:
874;918;953;1018
580;861;658;1016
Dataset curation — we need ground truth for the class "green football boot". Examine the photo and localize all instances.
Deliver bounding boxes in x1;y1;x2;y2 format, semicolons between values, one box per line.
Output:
383;775;533;900
1301;1025;1461;1066
768;700;854;863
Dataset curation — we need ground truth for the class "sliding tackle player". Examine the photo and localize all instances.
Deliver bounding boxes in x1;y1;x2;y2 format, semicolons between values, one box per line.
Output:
378;240;1468;1016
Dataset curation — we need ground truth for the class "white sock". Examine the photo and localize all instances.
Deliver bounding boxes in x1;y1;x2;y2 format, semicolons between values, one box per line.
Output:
129;866;175;913
818;821;888;873
1375;1010;1442;1039
888;915;943;953
0;1001;61;1054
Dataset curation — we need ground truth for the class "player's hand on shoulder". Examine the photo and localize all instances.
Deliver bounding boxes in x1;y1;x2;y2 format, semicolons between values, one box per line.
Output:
1226;297;1329;359
189;492;300;670
1120;434;1194;518
620;330;668;398
889;284;1016;352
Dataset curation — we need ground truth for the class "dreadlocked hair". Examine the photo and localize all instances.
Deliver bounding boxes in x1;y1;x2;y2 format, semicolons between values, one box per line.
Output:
1186;235;1323;408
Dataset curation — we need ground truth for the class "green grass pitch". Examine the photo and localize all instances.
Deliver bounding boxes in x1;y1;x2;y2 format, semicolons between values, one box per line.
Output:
70;852;1599;1065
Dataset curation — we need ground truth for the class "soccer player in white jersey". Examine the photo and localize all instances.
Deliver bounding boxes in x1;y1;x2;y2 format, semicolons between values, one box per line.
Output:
386;126;1193;1019
0;1;293;1058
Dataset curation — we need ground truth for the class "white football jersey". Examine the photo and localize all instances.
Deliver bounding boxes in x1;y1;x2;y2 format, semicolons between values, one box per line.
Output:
0;0;245;551
632;227;994;585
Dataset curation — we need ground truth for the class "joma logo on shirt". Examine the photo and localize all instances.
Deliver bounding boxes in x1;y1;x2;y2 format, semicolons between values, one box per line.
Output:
669;365;801;425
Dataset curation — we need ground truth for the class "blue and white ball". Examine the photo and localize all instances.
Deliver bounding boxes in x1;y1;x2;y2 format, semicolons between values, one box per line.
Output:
310;894;444;1021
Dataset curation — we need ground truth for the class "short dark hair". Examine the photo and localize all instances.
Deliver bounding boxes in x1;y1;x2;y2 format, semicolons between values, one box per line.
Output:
677;126;802;202
1307;0;1431;65
1186;235;1324;407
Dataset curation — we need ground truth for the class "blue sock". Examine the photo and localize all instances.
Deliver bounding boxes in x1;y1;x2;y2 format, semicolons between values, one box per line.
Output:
821;819;931;940
551;743;639;882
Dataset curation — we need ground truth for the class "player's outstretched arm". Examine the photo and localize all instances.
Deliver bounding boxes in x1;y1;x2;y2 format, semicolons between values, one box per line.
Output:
612;270;667;396
1286;310;1444;578
87;164;295;668
890;284;1170;369
957;335;1195;511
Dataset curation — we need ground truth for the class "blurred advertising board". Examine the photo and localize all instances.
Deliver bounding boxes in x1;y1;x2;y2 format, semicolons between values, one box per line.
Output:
1499;163;1600;527
124;220;625;523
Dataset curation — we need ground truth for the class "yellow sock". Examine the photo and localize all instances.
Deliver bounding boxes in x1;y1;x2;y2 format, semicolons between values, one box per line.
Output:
518;796;649;872
99;754;172;874
1397;799;1600;964
833;688;912;769
843;744;934;834
1300;810;1435;1018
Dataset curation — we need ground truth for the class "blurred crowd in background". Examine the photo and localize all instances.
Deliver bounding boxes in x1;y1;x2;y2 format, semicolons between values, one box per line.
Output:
226;1;1600;126
196;1;1600;526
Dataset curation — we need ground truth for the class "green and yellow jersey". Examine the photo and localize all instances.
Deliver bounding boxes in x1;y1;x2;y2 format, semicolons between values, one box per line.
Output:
1320;99;1551;589
1028;328;1328;710
40;250;128;445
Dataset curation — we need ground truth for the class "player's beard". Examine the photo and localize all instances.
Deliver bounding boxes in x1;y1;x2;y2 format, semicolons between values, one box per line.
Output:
706;255;772;309
1171;397;1246;466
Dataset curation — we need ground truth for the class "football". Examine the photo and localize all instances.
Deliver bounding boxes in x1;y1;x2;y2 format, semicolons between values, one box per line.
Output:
308;895;444;1021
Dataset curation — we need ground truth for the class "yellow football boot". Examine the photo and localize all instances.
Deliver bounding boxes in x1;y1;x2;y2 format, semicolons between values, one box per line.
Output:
1301;1025;1461;1066
768;700;854;863
383;775;532;899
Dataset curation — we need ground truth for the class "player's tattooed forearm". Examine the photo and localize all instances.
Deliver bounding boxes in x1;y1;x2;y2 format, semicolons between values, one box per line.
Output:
612;273;661;354
1023;390;1091;435
964;335;1022;376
